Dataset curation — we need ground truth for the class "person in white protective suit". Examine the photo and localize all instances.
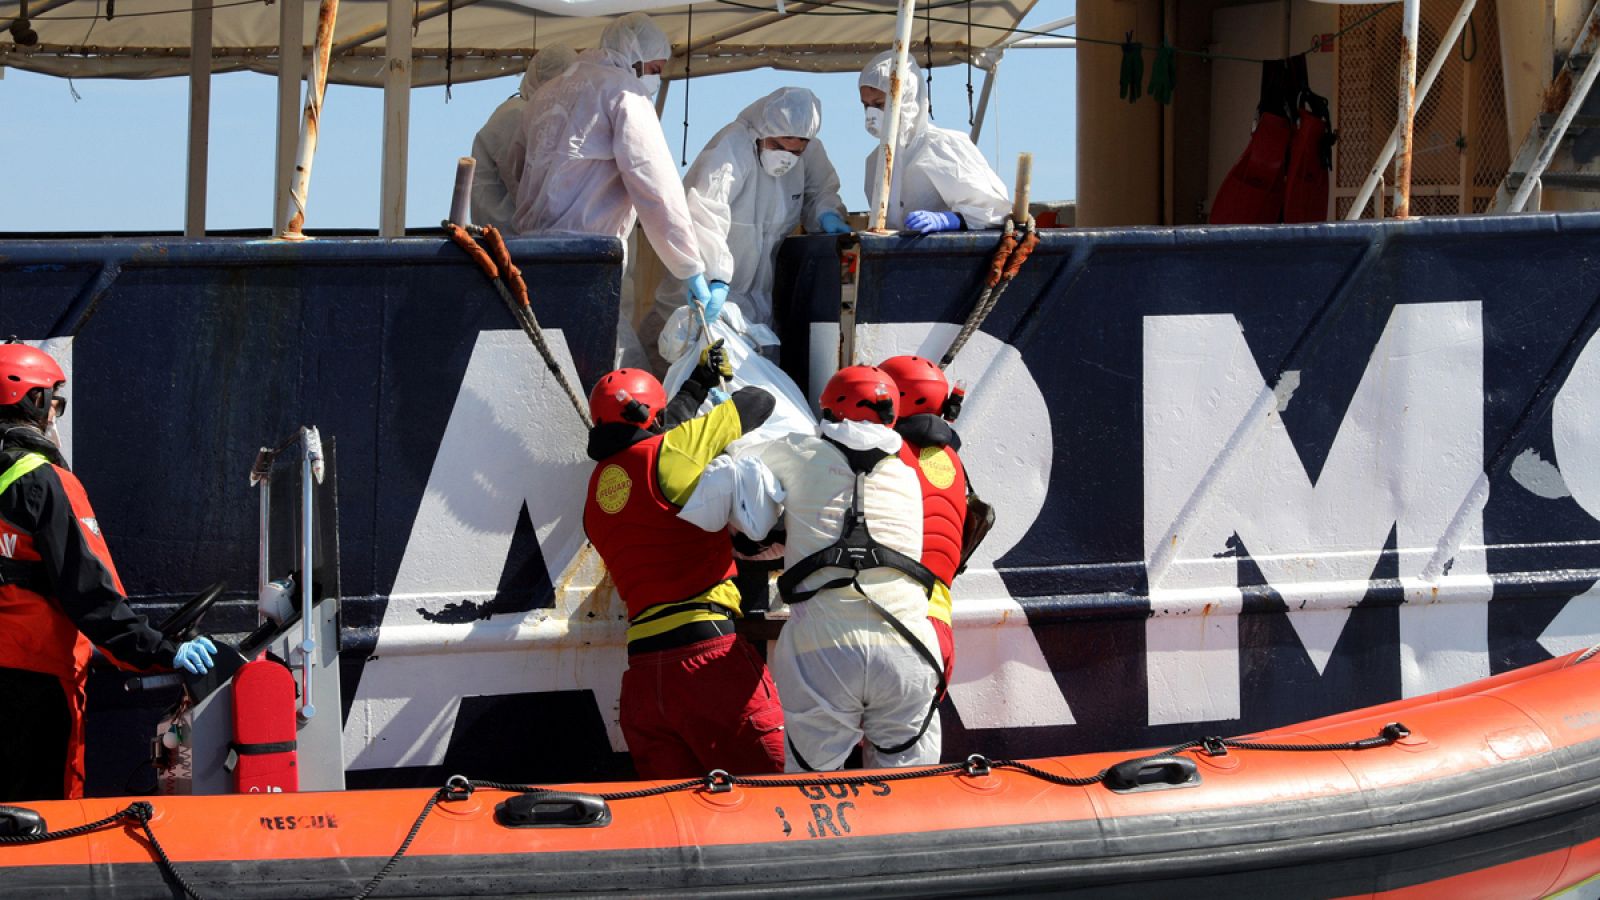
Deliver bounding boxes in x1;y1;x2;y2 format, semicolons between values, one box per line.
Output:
858;50;1012;233
514;13;715;363
710;365;944;771
643;87;852;363
469;44;577;233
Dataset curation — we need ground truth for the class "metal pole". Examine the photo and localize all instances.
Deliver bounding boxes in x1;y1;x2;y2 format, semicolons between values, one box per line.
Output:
654;76;671;117
969;54;1001;143
184;0;213;237
280;0;341;240
274;0;304;234
257;473;270;627
869;0;918;234
1345;0;1477;221
379;0;411;237
1394;0;1421;218
299;428;318;721
330;0;481;53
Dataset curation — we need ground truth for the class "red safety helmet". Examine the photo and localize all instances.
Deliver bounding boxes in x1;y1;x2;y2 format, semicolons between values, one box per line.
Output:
878;355;949;417
588;368;667;429
0;341;66;424
820;365;898;425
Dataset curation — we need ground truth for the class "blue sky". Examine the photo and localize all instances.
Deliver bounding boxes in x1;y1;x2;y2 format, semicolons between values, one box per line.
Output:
0;5;1075;232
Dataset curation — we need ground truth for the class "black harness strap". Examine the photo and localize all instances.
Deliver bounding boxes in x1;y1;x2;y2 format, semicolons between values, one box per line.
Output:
777;471;947;757
230;740;297;756
777;473;939;603
0;557;48;595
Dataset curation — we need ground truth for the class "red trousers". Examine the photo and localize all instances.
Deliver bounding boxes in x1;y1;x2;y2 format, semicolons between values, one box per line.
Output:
620;633;785;779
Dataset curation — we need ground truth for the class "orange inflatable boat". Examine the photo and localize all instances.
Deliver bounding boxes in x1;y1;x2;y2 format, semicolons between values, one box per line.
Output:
4;650;1600;898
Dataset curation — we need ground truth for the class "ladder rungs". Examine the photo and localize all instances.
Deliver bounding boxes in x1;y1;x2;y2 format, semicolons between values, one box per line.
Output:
1506;171;1600;192
1539;113;1600;131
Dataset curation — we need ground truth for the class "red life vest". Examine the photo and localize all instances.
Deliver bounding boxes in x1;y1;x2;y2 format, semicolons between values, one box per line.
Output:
897;440;968;586
0;453;122;799
583;434;736;620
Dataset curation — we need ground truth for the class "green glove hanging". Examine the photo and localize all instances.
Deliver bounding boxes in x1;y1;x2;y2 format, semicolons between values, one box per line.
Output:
1119;33;1144;104
1148;42;1176;105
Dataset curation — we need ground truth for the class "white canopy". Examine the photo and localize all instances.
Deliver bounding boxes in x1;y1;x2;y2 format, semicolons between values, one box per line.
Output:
0;0;1037;86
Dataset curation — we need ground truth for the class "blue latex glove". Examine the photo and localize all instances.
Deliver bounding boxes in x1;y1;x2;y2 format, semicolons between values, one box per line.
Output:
686;274;729;324
818;211;852;234
173;636;217;675
708;387;731;405
686;273;712;311
703;281;729;324
904;210;963;234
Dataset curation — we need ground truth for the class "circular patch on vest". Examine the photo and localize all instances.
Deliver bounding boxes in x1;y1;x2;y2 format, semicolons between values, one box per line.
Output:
918;446;957;490
595;464;633;514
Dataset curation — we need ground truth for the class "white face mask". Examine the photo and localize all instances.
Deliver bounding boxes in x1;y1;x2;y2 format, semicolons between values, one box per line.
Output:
638;73;661;99
759;148;799;177
864;107;884;138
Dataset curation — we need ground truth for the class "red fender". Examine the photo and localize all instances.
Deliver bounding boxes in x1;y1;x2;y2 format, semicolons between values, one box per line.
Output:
1210;112;1292;225
231;659;298;793
1283;110;1332;223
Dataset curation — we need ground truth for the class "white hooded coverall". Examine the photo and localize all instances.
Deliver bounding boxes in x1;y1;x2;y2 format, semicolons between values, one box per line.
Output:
859;51;1011;231
750;423;942;771
512;15;702;283
470;44;577;233
650;87;847;337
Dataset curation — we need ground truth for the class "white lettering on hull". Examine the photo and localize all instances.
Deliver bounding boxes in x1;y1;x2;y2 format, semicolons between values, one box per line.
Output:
344;330;620;771
1142;304;1489;725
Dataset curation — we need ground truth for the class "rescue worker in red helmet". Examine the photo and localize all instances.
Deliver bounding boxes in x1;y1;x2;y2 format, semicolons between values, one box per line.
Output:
750;365;945;771
0;342;217;801
877;355;988;686
583;342;786;778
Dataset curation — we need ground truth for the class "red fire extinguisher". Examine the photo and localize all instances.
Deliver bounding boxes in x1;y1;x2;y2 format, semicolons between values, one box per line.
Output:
229;658;299;793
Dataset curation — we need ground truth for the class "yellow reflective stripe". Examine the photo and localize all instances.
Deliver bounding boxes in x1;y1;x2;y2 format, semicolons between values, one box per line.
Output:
927;579;953;626
656;401;743;508
626;581;743;644
0;453;49;497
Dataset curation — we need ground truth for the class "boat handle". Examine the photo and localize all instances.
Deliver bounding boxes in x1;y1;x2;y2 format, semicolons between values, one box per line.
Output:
1104;756;1200;792
494;791;613;829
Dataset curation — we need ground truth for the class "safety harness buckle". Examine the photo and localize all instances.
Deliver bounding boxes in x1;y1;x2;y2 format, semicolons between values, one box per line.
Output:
704;769;734;794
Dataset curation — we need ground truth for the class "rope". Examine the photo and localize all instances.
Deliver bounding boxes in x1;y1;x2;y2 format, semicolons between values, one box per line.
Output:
940;217;1037;369
351;788;444;900
130;804;207;900
0;801;204;899
443;0;453;101
964;0;973;126
6;721;1411;899
681;3;693;167
923;1;933;120
443;221;593;428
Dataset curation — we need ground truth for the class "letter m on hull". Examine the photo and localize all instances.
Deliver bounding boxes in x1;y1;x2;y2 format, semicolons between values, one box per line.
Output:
1142;303;1488;726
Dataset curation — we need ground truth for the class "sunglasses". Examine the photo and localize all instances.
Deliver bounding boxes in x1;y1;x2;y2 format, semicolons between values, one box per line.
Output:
50;395;66;417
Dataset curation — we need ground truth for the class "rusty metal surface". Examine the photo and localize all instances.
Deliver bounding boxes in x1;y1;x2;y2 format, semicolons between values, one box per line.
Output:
1394;1;1420;218
280;0;340;240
